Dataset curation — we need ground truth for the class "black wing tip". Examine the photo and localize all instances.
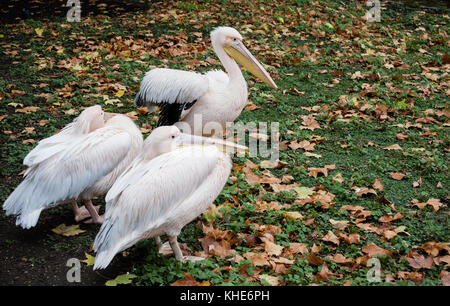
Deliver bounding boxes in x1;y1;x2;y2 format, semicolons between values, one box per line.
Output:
134;94;144;107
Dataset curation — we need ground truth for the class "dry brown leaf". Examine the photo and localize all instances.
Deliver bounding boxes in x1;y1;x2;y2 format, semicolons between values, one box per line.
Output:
407;255;434;270
332;173;344;184
329;219;349;230
420;242;450;256
306;253;323;266
243;252;269;267
315;263;334;282
396;133;409;140
362;243;391;257
389;172;405;180
322;231;340;246
384;144;402;150
261;238;283;256
170;273;201;286
379;212;403;223
328;253;354;265
412;198;444;212
439;270;450;286
373;178;384;191
289;242;308;254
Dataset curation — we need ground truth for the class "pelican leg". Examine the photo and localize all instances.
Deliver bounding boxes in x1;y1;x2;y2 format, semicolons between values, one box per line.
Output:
155;236;163;248
71;201;92;222
168;236;204;262
168;236;184;261
83;200;104;224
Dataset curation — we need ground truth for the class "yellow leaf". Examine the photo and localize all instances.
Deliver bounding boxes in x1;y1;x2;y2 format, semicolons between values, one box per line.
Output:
35;28;44;37
64;109;78;115
81;253;95;266
115;89;125;98
51;224;86;237
283;211;303;220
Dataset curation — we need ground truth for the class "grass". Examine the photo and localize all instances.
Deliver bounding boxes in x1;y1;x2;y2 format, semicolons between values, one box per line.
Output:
0;0;449;286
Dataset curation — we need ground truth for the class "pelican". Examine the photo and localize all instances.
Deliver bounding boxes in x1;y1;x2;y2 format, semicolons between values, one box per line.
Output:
134;26;278;134
92;125;247;269
3;105;143;228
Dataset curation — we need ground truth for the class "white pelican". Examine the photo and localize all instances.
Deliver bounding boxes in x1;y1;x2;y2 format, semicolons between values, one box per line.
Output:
3;105;143;228
134;26;278;133
92;125;247;269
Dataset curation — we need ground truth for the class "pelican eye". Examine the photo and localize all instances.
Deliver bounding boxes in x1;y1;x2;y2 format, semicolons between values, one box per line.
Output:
171;135;176;139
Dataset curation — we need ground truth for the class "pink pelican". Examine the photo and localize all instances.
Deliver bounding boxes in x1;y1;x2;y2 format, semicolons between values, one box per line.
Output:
134;26;278;132
93;125;247;269
3;105;143;228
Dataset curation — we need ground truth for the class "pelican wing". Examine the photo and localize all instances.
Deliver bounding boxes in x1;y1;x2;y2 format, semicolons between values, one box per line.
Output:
3;127;132;228
93;146;221;269
23;122;79;167
134;68;209;125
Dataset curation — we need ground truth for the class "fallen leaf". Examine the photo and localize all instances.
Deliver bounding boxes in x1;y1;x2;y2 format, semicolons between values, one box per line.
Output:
362;243;391;257
396;133;409;140
306;253;323;266
352;187;377;197
421;242;450;256
322;231;340;246
294;186;314;199
328;253;353;265
81;253;95;266
283;211;303;220
315;263;334;282
384;144;402;150
289;242;308;254
332;173;344;184
439;270;450;286
258;274;279;286
15;106;39;114
329;219;349;230
261;238;283;256
389;172;405;180
243;252;269;267
412;198;444;212
412;177;422;188
170;273;201;286
373;178;384;191
51;224;86;237
304;152;322;158
407;255;434;270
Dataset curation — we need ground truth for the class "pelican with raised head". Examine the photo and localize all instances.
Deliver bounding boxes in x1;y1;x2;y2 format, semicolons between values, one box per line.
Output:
92;125;247;269
134;26;277;135
3;105;143;228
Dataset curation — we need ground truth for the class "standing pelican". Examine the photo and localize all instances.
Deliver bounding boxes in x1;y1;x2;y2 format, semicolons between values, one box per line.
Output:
93;126;247;269
134;26;278;134
3;106;143;228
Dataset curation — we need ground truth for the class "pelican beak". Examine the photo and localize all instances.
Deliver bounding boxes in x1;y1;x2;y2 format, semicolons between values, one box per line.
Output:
224;40;278;90
177;133;248;154
103;112;117;121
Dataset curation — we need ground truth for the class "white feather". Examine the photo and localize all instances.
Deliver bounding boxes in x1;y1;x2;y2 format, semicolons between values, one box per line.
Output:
135;68;209;106
3;126;133;229
93;145;231;269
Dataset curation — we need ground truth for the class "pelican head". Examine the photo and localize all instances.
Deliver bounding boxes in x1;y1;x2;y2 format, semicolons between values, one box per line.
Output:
143;126;248;159
72;105;106;134
104;113;140;132
211;26;278;90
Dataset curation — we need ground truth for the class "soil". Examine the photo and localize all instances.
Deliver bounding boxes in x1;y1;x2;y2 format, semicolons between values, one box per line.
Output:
0;206;134;286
